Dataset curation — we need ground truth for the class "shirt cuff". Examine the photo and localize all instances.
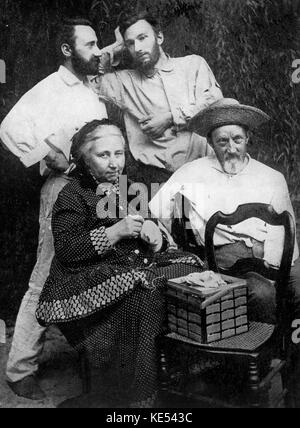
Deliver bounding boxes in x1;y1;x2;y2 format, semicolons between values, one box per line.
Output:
90;227;113;255
170;106;187;128
20;140;51;168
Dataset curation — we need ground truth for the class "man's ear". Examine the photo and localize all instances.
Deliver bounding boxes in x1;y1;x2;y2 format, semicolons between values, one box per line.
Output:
61;43;72;58
246;130;251;144
157;31;164;46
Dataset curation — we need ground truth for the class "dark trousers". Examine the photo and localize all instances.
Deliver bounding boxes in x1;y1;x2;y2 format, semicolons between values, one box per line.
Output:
125;151;173;194
215;242;300;403
215;242;300;324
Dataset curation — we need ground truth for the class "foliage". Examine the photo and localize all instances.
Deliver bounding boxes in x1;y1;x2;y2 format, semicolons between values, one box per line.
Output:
0;0;299;319
200;0;300;193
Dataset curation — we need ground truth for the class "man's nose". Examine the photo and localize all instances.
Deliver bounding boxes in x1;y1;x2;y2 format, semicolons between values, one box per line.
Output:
228;140;238;153
134;40;143;52
94;45;102;57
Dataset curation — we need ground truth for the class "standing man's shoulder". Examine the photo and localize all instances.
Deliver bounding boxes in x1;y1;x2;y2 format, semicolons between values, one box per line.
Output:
10;69;61;107
105;68;142;86
0;70;61;126
93;70;125;93
97;68;133;83
172;54;211;69
95;68;141;103
25;69;61;93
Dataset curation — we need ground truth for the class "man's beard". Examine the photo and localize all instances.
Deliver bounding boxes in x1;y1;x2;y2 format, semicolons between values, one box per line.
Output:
221;154;247;174
71;52;99;76
133;41;161;73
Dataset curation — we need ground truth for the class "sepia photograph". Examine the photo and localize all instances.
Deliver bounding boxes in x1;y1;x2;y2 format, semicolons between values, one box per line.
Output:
0;0;300;411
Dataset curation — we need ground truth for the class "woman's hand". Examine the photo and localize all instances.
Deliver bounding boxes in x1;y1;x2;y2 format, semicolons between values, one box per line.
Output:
44;149;70;172
106;215;144;246
140;220;163;253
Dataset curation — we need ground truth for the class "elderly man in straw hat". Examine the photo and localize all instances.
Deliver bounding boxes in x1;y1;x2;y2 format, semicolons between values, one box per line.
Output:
150;98;300;402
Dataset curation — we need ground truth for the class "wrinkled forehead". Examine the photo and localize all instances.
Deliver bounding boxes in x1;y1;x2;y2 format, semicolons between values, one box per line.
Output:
85;125;124;142
79;126;125;160
211;124;248;140
73;25;98;45
124;19;156;41
81;126;125;156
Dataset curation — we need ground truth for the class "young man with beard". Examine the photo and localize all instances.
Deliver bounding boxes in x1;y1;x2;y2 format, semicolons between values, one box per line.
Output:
97;11;223;186
0;18;107;400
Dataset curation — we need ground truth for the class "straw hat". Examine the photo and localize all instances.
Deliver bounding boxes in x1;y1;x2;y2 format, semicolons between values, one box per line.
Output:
188;98;271;137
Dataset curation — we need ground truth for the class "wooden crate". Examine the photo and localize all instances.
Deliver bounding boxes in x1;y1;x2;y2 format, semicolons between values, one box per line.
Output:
166;275;249;344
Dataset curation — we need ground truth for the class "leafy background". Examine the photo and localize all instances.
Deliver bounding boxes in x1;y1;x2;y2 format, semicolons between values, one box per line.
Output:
0;0;299;321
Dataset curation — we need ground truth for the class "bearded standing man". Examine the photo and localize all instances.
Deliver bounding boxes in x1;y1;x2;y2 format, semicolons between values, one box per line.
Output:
0;18;107;400
97;11;223;186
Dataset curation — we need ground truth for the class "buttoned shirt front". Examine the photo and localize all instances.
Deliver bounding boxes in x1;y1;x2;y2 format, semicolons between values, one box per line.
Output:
98;55;223;171
0;66;107;168
149;155;299;267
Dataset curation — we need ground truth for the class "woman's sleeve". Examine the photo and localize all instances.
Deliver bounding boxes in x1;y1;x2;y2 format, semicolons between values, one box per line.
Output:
52;190;114;266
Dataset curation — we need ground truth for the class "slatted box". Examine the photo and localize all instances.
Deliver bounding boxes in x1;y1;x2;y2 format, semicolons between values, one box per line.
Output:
166;275;249;344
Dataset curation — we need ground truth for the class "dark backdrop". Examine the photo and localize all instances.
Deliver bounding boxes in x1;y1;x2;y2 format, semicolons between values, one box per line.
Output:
0;0;300;321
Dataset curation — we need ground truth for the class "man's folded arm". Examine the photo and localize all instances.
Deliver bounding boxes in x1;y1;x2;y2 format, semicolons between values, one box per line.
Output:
0;107;51;167
172;56;223;130
0;110;72;176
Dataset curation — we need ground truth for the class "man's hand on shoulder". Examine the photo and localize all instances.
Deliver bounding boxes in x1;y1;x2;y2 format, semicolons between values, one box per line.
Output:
139;112;173;140
44;149;69;172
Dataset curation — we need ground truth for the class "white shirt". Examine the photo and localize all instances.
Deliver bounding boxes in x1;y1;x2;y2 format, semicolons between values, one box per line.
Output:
149;155;299;267
98;55;222;171
0;66;107;168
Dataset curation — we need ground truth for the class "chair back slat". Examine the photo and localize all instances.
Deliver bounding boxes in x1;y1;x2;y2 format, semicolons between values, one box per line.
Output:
205;203;296;327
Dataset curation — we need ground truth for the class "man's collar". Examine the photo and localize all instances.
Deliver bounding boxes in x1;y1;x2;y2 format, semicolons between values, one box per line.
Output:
156;55;174;72
58;65;84;86
139;55;174;78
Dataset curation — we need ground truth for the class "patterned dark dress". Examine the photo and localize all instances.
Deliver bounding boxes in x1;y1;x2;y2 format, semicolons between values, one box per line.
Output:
36;173;203;407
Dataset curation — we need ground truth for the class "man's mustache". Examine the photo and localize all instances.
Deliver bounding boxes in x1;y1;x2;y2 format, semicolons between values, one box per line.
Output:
137;53;149;59
224;154;242;161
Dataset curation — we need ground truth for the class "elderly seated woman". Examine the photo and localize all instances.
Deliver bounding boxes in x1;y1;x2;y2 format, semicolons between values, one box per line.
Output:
36;119;202;408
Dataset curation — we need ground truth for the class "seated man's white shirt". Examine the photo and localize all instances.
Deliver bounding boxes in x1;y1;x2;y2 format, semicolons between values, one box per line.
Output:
0;66;107;168
149;155;299;267
98;55;222;171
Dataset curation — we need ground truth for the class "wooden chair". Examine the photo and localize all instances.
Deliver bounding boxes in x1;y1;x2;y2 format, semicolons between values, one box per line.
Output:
160;202;295;408
79;350;92;394
171;194;205;259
